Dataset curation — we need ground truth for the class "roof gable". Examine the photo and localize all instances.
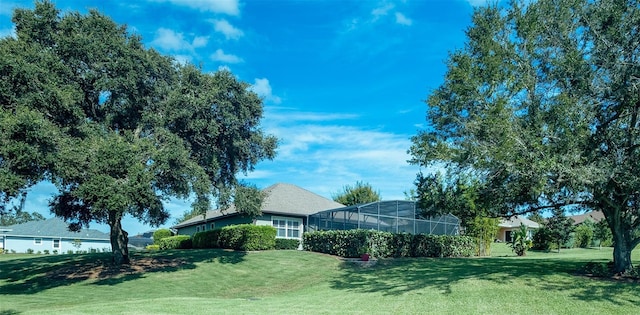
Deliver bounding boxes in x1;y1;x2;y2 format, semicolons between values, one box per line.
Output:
1;217;109;240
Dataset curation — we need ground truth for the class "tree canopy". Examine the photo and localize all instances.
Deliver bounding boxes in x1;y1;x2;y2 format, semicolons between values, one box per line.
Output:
409;0;640;273
332;181;381;206
0;1;276;264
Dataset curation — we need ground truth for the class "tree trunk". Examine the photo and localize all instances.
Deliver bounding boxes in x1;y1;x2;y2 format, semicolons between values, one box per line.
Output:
108;211;130;265
611;227;633;274
604;206;634;274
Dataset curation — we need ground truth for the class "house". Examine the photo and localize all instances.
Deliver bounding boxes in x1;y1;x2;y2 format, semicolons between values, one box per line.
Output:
172;183;345;244
568;211;605;225
496;215;540;243
0;217;111;253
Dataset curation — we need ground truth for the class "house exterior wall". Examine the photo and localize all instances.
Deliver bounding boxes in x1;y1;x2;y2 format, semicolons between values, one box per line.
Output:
175;216;252;235
1;235;110;253
496;227;536;243
176;214;306;248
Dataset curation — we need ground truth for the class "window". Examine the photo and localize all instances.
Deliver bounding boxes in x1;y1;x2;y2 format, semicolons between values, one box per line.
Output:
196;226;200;233
505;231;512;243
272;217;302;239
210;223;215;230
53;239;60;249
34;238;42;245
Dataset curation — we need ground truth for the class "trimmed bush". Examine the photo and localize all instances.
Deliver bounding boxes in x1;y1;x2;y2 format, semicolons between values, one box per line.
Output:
145;244;160;250
217;224;277;251
275;238;300;250
159;235;192;250
153;228;173;245
242;225;277;251
303;229;474;258
193;229;222;249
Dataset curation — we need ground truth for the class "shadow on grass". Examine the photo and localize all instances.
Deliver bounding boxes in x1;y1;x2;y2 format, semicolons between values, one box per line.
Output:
0;310;21;315
0;249;245;295
330;256;638;305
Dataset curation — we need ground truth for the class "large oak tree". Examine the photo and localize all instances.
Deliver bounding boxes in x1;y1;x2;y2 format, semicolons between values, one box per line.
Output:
0;1;276;265
409;0;640;273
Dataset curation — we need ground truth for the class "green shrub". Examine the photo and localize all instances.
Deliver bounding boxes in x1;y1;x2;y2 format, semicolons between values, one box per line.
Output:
43;250;50;255
159;235;192;250
275;238;300;250
26;248;34;254
574;224;594;248
53;250;58;254
390;233;413;257
193;230;222;249
303;229;474;258
145;244;160;250
242;225;277;251
153;228;174;245
218;224;276;251
67;250;74;254
532;227;553;251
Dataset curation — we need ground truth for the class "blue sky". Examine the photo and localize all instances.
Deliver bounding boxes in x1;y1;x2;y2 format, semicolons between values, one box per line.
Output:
0;0;490;234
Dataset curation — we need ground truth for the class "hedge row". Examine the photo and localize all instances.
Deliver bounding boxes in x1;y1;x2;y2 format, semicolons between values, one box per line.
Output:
158;235;192;250
303;230;475;258
275;238;300;250
192;224;277;251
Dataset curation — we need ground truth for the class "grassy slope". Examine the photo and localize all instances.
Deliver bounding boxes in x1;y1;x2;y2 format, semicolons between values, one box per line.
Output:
0;245;638;315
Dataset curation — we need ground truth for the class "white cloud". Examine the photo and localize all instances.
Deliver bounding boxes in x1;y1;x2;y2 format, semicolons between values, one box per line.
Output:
244;106;422;200
259;121;420;200
151;0;240;15
210;49;243;63
212;19;244;40
395;12;413;26
151;28;208;52
250;78;282;104
192;36;209;48
371;4;395;18
173;54;193;65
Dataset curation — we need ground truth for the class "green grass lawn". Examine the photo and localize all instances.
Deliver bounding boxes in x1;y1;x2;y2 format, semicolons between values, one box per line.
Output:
1;244;638;315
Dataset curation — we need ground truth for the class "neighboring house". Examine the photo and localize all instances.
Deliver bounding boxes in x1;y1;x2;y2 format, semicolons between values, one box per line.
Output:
173;183;345;244
0;217;111;253
496;216;540;243
568;211;605;225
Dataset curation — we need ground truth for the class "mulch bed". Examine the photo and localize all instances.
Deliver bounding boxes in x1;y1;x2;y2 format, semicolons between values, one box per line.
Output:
46;257;186;281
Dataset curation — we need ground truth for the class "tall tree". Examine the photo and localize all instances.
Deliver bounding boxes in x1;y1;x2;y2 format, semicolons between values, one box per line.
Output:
409;0;640;274
415;172;498;256
332;181;381;206
0;1;276;265
545;209;576;253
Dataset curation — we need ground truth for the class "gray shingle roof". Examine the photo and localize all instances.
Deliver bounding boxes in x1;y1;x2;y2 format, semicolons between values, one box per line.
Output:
0;217;109;240
499;215;540;229
173;183;344;229
568;211;604;225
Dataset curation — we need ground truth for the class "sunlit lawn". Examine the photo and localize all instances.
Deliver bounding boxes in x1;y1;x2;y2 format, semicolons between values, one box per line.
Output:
1;244;638;314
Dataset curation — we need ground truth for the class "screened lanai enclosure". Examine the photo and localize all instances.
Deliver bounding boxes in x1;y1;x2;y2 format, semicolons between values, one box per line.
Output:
307;200;460;235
